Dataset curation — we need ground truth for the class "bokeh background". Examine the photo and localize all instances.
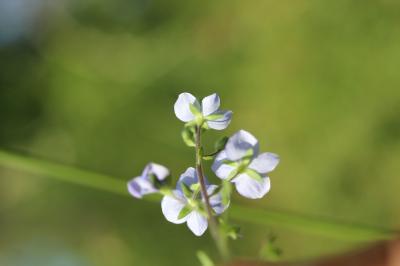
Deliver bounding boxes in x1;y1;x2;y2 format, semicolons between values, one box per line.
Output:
1;0;400;265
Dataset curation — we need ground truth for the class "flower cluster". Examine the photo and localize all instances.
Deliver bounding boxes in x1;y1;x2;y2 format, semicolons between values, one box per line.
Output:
161;167;228;236
127;92;279;236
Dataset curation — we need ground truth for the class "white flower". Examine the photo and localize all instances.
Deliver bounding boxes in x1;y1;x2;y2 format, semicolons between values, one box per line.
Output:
212;130;279;199
161;167;228;236
174;92;232;130
127;163;170;198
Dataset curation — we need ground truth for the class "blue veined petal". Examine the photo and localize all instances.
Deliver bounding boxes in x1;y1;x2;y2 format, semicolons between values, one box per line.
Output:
207;185;229;215
174;92;198;122
186;211;208;236
233;173;270;199
225;130;259;161
146;162;170;181
201;93;220;116
206;110;232;130
248;152;279;174
127;176;157;199
176;167;198;191
212;150;237;179
161;191;188;224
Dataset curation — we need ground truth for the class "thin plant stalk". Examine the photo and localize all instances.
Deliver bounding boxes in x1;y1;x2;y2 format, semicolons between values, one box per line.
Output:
195;126;230;261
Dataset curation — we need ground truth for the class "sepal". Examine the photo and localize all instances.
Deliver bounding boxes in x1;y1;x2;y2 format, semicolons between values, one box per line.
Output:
181;125;196;147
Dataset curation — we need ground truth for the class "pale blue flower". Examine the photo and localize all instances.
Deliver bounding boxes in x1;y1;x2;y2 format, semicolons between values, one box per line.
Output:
161;167;228;236
127;163;170;198
212;130;279;199
174;93;232;130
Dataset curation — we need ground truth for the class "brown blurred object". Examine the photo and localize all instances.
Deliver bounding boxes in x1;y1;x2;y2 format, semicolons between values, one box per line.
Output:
226;238;400;266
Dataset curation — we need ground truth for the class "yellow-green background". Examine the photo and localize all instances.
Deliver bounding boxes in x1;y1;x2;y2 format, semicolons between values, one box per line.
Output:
1;0;399;265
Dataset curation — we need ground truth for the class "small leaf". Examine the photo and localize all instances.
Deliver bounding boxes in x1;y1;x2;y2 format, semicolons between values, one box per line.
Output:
245;169;264;182
227;225;241;240
190;183;200;192
196;250;214;266
199;147;204;157
181;126;196;147
226;167;239;181
196;204;208;217
214;136;229;151
202;155;214;161
219;219;241;240
178;205;192;219
206;113;224;120
159;187;173;196
245;148;254;158
259;235;283;262
180;182;193;198
201;122;209;130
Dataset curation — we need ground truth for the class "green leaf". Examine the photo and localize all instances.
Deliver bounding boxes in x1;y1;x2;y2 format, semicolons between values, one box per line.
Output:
226;166;239;181
202;155;214;161
181;126;196;147
159;187;173;196
196;250;214;266
227;225;241;240
180;182;193;198
206;113;224;120
190;183;200;192
214;136;229;151
196;204;208;217
259;235;283;262
201;122;209;130
245;168;264;182
178;205;192;220
219;218;240;240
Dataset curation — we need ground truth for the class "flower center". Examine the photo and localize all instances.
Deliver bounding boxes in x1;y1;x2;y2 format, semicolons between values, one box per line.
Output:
187;198;198;208
237;156;251;173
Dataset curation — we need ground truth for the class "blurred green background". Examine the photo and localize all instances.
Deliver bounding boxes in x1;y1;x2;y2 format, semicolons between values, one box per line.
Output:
1;0;400;265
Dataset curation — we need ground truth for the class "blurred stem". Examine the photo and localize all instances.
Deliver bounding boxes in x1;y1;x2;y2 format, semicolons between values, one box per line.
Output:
195;126;230;261
0;149;398;242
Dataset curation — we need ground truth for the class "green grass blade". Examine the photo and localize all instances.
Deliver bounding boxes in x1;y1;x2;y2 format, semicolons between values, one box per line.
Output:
0;149;398;241
0;149;127;196
230;206;396;241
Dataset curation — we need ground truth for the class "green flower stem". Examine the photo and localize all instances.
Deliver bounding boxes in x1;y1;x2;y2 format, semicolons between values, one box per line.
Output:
0;149;398;242
194;126;230;261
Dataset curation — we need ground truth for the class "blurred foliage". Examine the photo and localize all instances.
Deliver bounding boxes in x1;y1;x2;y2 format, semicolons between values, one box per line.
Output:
1;0;400;265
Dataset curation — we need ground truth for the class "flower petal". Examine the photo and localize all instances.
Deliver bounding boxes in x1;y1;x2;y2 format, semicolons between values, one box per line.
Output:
147;163;170;181
176;167;199;190
186;211;208;236
225;130;259;161
202;93;220;116
127;177;157;199
233;174;270;199
206;110;232;130
212;150;237;179
174;92;198;122
208;186;229;215
161;191;188;224
248;152;279;174
205;184;220;197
